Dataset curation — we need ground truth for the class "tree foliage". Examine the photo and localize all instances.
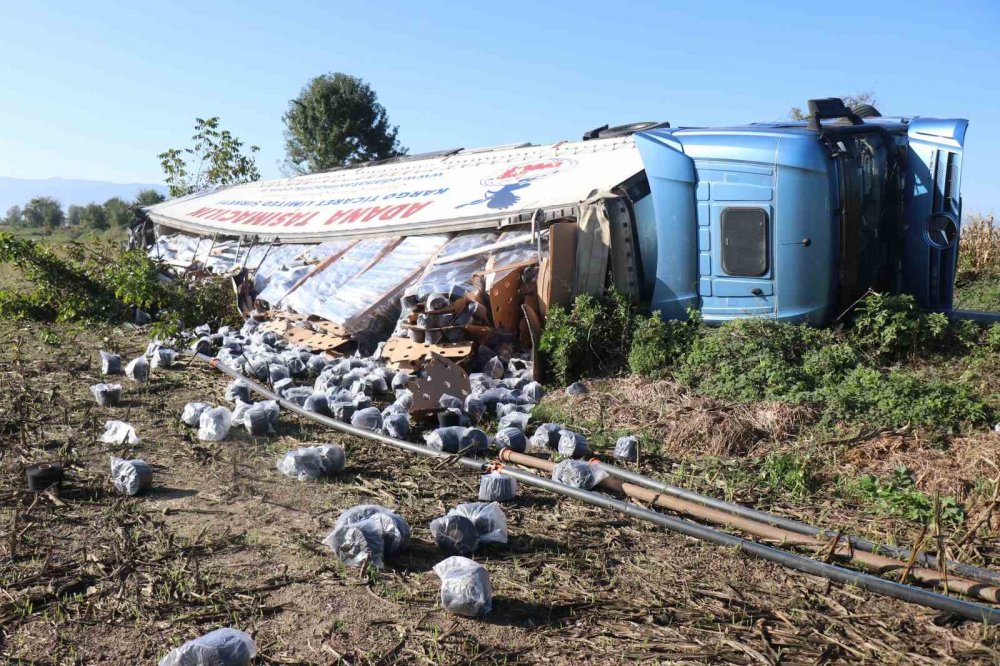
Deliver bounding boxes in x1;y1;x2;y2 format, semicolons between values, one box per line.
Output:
283;73;405;174
22;197;65;230
789;91;878;121
158;117;260;198
4;205;23;227
103;196;132;227
135;188;166;207
79;203;109;230
66;205;82;227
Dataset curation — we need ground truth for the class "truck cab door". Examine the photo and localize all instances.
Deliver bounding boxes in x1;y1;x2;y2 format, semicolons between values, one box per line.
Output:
901;118;968;310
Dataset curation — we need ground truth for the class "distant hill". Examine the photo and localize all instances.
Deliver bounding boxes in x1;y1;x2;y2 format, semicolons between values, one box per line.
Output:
0;176;167;212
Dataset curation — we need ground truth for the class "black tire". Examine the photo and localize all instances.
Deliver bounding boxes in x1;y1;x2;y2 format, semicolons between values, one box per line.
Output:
853;103;881;119
597;121;669;139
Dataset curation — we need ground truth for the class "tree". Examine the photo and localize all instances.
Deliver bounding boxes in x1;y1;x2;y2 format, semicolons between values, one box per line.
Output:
158;117;260;198
79;203;108;231
134;188;166;207
283;73;405;174
789;92;878;121
3;205;23;227
103;197;132;227
66;205;82;227
22;197;65;231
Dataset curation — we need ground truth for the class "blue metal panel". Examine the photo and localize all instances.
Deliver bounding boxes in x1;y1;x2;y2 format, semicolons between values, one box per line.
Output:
699;277;712;296
696;182;710;201
699;253;711;276
634;131;698;320
714;279;772;297
698;227;711;250
697;203;710;227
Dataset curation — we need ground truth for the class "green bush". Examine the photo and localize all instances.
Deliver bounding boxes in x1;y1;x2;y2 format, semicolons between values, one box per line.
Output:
987;323;1000;351
675;318;834;402
0;232;240;333
538;288;639;384
758;453;817;499
628;309;701;378
850;292;954;361
817;366;989;430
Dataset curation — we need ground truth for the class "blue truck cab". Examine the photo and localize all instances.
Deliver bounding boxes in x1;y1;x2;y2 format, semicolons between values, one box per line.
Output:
629;98;967;324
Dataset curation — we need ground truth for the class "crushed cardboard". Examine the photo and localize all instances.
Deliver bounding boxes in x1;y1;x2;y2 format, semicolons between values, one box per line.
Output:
411;353;472;412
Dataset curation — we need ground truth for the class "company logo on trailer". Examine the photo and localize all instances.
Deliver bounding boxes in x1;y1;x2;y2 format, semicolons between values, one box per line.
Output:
458;157;578;210
481;157;577;186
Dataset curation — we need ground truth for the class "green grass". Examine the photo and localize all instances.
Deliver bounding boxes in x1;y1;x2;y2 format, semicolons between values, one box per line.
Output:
954;274;1000;312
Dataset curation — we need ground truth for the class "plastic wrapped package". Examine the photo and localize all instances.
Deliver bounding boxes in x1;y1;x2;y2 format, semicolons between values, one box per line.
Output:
231;400;253;426
565;382;589;396
283;386;314;406
383;412;410;439
198;407;233;441
455;395;480;421
90;383;122;407
500;376;529;391
304;393;332;416
484;356;504;379
557;430;588;458
483;230;537;291
437;408;464;428
402;232;497;303
395;389;413;411
125;355;149;382
522;381;544;403
439;394;463;410
496;402;531;418
528;423;564;452
614;435;639;462
552;459;608;489
461;428;489;455
494;427;527;453
181;402;211;426
194;323;212;336
478;472;517;501
468;373;496;393
248;243;313;293
424;426;464;453
498;412;530;432
391;371;411;390
268;363;290;383
158;627;257;666
110;456;153;496
350;406;383;432
330;400;356;422
429;514;480;555
101;420;139;444
273;377;295;396
479;387;513;409
322;505;411;569
99;351;122;375
449;502;508;544
151;348;177;369
226;379;250;402
256;264;312;308
433;556;492;617
307;354;329;377
276;444;346;481
244;403;274;436
191;336;214;355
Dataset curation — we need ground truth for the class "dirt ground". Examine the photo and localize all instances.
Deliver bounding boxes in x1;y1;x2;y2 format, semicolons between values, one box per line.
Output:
2;320;1000;665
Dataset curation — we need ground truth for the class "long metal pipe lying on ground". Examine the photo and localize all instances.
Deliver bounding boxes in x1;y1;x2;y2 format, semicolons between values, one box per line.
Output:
591;460;1000;588
500;450;1000;604
192;353;1000;624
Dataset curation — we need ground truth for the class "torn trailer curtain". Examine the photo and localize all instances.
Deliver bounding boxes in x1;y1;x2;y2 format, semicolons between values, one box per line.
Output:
143;137;644;242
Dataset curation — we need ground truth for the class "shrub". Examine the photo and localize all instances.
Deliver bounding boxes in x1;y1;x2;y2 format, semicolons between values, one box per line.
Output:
675;318;834;403
817;366;989;430
850;293;950;361
628;309;701;378
538;288;639;384
758;453;817;499
987;323;1000;351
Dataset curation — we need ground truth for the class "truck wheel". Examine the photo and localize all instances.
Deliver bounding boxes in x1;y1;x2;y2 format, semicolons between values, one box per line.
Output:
852;104;881;118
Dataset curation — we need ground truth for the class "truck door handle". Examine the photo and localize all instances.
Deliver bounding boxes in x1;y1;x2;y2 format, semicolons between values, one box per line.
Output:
751;288;764;297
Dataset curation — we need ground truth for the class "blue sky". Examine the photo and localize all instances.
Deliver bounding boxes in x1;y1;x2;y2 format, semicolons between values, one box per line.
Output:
0;0;997;213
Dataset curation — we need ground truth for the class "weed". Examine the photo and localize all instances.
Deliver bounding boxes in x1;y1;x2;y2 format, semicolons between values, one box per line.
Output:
758;453;817;499
628;309;701;378
849;293;952;361
847;466;965;527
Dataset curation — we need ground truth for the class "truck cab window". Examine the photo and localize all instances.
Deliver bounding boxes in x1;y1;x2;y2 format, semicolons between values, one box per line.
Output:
721;208;768;277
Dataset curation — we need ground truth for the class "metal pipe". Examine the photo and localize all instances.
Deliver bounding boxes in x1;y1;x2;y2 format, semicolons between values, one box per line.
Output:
192;353;1000;624
593;461;1000;588
501;451;1000;604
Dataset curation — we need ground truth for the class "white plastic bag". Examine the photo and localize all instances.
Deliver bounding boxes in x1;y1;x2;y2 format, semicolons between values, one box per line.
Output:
433;556;492;617
99;351;121;375
276;444;346;481
158;627;256;666
552;459;608;490
478;472;517;501
181;402;211;426
429;514;479;555
449;502;508;544
125;355;149;383
101;420;139;445
110;456;153;496
198;407;233;441
322;504;410;569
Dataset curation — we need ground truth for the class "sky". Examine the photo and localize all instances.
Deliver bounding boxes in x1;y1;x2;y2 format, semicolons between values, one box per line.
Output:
0;0;997;213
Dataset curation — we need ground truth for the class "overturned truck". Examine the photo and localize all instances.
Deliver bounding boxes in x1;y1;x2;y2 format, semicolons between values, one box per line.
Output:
142;98;971;367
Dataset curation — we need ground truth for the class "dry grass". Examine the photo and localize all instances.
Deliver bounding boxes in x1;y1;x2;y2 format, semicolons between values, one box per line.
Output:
960;213;1000;281
2;321;1000;664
